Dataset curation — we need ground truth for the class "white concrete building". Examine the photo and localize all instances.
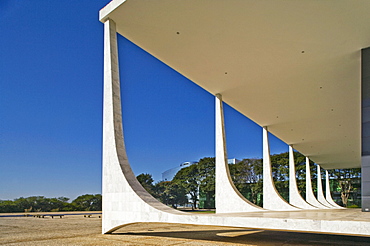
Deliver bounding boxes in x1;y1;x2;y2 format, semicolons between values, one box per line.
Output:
100;0;370;236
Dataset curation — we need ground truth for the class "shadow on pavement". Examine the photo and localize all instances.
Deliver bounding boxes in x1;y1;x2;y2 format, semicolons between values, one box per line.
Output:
112;223;370;245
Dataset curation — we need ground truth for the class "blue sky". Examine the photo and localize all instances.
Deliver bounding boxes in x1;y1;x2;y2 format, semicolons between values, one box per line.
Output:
0;1;287;201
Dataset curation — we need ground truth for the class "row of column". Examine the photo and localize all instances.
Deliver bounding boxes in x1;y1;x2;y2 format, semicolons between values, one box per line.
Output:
215;94;343;212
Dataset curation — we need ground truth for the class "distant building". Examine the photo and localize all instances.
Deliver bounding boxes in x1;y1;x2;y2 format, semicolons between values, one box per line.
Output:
228;158;241;165
162;161;197;181
162;158;241;181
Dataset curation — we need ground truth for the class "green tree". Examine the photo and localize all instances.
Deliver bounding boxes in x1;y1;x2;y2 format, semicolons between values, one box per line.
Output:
72;194;102;211
229;158;263;206
171;157;217;209
229;160;253;195
249;158;263;206
0;200;19;213
329;168;361;207
269;151;312;201
173;163;201;209
0;195;104;213
198;158;215;195
339;180;352;207
136;173;157;197
294;152;307;198
7;196;70;212
154;181;187;208
270;152;289;201
198;158;215;209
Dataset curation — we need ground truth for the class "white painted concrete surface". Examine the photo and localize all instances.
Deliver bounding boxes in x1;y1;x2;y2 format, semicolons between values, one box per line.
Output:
102;18;185;233
305;158;329;209
289;146;317;209
263;128;298;211
317;165;338;208
215;94;264;213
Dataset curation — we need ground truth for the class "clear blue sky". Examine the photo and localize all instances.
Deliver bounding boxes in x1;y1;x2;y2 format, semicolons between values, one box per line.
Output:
0;1;287;201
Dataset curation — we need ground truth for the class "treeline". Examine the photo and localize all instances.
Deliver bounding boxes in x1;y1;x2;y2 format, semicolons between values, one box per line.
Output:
136;157;215;209
137;152;361;209
0;194;101;213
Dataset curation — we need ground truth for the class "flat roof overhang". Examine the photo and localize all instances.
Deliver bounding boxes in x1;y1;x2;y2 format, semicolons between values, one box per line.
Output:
100;0;370;169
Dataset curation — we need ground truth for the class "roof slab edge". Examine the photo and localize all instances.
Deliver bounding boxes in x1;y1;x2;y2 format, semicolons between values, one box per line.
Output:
99;0;127;22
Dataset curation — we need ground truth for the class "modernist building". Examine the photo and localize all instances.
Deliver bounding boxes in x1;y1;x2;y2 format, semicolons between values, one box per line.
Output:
100;0;370;236
162;161;196;181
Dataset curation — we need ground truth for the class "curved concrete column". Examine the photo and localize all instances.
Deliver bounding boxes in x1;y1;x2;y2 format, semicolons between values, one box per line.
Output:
289;146;317;209
325;170;344;209
263;127;298;210
317;165;338;208
305;158;329;209
215;94;263;213
102;19;186;233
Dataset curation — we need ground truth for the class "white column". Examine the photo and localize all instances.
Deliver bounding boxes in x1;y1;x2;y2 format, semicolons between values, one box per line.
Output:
263;127;298;210
325;170;344;208
305;157;329;209
102;18;127;233
317;165;337;208
289;146;317;209
215;94;263;213
102;19;184;233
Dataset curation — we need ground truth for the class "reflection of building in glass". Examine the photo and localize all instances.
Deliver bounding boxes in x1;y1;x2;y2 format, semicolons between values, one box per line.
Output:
162;159;241;181
162;161;197;181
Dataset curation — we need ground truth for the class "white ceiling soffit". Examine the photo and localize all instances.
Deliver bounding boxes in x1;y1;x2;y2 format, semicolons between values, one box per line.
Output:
100;0;370;169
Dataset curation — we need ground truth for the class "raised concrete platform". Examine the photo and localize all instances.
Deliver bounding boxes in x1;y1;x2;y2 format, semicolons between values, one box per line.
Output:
107;208;370;237
215;208;370;236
